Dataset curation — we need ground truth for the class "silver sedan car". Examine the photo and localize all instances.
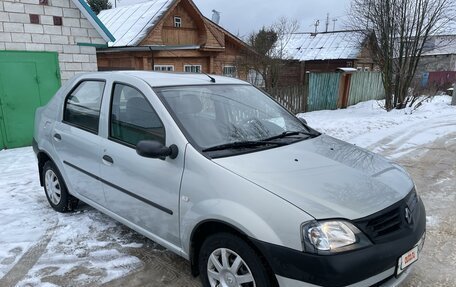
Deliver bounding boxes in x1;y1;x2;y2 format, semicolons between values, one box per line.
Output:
33;71;426;287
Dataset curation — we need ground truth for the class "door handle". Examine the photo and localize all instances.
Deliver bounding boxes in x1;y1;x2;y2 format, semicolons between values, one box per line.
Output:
53;133;62;141
102;155;114;165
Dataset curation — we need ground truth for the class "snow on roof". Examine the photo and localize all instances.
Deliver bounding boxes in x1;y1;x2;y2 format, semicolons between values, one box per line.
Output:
98;0;175;47
284;31;366;61
421;35;456;56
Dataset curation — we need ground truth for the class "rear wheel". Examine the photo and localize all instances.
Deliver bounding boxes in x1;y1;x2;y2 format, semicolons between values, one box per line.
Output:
199;233;273;287
43;161;78;212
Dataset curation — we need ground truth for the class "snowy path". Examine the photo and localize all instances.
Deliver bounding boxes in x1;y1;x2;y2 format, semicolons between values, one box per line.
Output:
0;96;455;286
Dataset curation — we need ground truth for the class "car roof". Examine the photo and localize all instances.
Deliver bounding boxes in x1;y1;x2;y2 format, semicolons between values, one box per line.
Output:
78;71;249;87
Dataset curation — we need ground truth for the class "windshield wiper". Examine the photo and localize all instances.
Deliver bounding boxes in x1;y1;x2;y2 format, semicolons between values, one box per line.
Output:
263;131;320;141
202;141;286;152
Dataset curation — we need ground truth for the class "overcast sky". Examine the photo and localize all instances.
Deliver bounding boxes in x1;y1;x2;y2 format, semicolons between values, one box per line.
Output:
113;0;352;38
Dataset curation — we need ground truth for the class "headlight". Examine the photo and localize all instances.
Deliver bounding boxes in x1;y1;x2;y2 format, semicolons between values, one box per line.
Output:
302;220;371;254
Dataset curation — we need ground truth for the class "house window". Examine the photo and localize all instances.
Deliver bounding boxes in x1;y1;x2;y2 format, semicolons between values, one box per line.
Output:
174;16;182;28
223;66;237;78
184;65;202;73
357;67;363;71
154;65;175;72
364;67;370;72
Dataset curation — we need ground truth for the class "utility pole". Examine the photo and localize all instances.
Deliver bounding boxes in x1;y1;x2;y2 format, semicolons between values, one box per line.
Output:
325;13;330;32
332;19;338;31
314;20;320;34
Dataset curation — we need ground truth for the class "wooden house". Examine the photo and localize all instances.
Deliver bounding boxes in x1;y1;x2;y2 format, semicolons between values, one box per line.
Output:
96;0;251;79
280;30;376;86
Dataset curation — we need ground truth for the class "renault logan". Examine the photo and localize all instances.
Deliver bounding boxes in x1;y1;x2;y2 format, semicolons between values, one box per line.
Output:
33;72;426;287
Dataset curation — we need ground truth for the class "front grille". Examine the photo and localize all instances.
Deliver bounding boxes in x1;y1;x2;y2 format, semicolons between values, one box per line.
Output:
365;207;402;238
354;189;418;243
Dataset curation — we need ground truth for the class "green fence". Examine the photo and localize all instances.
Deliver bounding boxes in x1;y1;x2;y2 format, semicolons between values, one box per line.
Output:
307;73;341;112
348;72;385;106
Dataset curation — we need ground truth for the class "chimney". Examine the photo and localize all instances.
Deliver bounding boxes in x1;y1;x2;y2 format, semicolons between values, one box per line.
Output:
212;10;221;24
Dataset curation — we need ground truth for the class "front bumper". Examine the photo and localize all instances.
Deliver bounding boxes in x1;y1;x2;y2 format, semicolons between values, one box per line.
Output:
276;266;413;287
251;198;426;287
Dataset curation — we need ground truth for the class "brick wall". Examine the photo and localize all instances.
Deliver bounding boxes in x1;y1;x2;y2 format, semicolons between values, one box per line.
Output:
0;0;106;83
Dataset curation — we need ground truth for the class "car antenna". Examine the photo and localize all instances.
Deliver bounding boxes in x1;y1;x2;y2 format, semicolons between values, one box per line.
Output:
165;50;216;83
203;72;216;83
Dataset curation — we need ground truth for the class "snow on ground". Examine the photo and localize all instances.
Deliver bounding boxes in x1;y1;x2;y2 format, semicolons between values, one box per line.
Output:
0;148;143;286
299;95;456;158
0;95;455;286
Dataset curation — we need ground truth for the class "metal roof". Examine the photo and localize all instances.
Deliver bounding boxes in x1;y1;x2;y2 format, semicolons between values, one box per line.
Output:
98;0;175;47
421;35;456;56
284;31;366;61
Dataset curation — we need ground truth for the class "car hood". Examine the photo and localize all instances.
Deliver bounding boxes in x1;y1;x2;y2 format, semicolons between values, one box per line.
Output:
214;135;414;220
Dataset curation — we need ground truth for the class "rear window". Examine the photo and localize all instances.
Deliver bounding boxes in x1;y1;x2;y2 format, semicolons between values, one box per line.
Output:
63;81;105;133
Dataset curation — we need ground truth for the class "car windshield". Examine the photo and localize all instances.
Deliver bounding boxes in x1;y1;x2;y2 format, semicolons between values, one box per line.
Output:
155;84;317;153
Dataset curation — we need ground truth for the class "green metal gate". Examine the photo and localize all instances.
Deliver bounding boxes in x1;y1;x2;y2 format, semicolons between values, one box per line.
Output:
0;51;61;149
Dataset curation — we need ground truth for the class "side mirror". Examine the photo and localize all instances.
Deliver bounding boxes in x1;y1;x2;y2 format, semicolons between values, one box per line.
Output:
136;141;179;160
299;118;308;125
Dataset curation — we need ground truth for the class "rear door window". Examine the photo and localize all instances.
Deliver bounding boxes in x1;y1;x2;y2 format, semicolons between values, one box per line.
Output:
110;83;165;147
63;81;105;133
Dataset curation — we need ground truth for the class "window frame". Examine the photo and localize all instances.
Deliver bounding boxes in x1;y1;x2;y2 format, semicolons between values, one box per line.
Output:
154;65;175;72
108;81;166;149
223;65;237;78
174;16;182;28
62;79;106;135
184;64;202;73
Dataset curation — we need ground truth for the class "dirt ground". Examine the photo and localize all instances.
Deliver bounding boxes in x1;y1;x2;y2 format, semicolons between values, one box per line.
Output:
1;133;455;287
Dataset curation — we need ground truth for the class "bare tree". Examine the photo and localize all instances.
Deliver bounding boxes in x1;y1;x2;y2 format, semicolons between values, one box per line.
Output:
237;17;299;89
349;0;455;111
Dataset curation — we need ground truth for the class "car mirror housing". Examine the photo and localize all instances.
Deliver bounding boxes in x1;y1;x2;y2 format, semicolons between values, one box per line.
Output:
299;118;308;125
136;140;178;160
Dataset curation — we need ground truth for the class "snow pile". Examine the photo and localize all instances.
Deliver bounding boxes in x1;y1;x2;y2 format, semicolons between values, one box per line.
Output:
0;148;143;286
298;95;456;157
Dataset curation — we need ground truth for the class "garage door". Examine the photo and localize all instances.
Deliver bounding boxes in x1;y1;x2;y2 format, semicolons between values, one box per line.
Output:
0;51;61;149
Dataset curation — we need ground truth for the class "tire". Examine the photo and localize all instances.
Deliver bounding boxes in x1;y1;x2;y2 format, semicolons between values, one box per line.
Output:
43;161;79;212
199;233;274;287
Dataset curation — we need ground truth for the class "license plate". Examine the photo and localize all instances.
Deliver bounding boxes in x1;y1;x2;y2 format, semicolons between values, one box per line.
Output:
397;246;419;275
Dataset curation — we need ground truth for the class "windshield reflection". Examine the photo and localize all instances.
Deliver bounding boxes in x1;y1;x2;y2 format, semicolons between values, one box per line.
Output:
155;85;310;151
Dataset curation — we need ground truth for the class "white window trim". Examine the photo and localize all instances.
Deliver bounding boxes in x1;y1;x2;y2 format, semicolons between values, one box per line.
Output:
154;65;175;72
184;65;202;73
174;16;182;28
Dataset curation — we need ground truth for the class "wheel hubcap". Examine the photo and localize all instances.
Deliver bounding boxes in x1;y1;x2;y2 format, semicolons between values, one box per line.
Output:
207;248;255;287
45;169;61;205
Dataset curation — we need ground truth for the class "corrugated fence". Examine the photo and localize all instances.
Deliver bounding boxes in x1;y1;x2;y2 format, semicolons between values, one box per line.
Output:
348;72;385;106
307;73;341;112
266;71;385;113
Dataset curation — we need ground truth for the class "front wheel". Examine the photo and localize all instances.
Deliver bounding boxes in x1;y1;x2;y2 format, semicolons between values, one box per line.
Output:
199;233;274;287
43;161;78;212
